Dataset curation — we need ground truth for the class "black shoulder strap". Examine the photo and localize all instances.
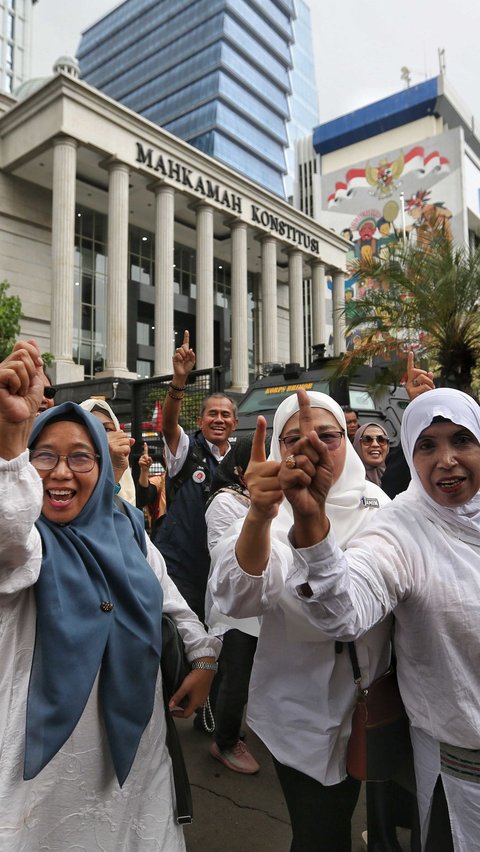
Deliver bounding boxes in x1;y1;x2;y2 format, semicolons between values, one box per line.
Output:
113;494;193;823
166;442;211;508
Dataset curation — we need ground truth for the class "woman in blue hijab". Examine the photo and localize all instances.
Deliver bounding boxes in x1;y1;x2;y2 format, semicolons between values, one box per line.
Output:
0;340;220;852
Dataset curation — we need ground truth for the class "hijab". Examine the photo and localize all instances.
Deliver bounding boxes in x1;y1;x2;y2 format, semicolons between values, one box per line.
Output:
353;421;390;486
26;402;163;786
400;387;480;544
79;398;136;505
269;391;388;548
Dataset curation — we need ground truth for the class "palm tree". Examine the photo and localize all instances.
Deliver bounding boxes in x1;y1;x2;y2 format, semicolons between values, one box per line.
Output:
340;216;480;394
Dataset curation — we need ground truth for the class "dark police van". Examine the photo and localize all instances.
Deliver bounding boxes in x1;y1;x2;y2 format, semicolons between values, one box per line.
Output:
235;356;409;447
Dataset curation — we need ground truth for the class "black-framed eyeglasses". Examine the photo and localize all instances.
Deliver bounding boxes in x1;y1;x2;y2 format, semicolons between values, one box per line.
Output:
279;430;345;450
43;386;57;399
360;434;389;446
30;450;99;472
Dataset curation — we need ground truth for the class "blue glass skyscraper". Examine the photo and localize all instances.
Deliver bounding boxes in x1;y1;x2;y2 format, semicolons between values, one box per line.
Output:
77;0;317;198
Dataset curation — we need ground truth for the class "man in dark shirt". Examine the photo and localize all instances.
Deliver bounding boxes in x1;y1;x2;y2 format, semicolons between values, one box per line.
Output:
152;330;238;621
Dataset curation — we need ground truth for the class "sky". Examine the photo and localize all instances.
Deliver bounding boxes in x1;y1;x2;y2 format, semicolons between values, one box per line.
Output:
30;0;480;128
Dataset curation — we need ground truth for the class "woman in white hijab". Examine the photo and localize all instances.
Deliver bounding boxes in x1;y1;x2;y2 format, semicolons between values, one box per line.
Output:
208;391;392;852
80;398;136;505
285;387;480;851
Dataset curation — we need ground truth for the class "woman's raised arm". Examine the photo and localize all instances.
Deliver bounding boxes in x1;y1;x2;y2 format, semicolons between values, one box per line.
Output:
0;340;44;460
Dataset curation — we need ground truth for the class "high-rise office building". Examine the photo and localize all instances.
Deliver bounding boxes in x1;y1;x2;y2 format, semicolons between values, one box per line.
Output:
0;0;34;94
285;0;318;202
77;0;318;198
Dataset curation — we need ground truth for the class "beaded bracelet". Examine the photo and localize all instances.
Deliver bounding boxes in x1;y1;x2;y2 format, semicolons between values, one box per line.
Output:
168;390;184;401
170;381;186;392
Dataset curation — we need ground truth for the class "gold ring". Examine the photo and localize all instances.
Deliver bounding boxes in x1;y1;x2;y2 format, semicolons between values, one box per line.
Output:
285;454;296;469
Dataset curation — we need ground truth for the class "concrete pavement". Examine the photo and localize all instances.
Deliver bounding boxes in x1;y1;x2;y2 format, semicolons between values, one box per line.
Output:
176;718;411;852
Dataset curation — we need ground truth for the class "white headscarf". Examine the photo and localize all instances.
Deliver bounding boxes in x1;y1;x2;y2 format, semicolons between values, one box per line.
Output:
269;391;389;548
80;398;136;506
400;387;480;544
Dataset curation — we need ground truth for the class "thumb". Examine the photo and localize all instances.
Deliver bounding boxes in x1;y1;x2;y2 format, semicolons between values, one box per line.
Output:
129;437;135;447
249;416;267;464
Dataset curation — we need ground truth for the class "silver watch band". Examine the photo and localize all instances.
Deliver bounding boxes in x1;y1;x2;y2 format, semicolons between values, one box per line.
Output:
191;661;218;672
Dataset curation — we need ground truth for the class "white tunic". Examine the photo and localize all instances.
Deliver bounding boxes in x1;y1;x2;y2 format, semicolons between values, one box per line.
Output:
205;490;260;639
209;515;392;786
0;452;221;852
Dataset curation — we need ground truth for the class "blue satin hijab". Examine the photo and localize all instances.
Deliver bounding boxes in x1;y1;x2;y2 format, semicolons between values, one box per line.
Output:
26;402;163;786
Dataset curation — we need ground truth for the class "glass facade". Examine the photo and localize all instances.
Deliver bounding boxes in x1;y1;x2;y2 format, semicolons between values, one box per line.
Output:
73;206;108;378
284;0;319;201
1;0;30;94
75;206;255;379
77;0;310;197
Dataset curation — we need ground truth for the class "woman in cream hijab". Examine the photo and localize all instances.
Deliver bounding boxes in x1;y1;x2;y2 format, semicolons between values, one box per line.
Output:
80;398;136;505
208;391;392;852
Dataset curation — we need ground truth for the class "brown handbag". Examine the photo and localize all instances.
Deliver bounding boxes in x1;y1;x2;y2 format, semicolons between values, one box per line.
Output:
346;643;412;782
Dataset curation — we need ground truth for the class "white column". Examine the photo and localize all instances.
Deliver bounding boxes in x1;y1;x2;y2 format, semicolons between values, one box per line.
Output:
195;203;214;369
288;250;304;365
260;236;277;365
98;160;137;379
152;183;175;375
311;261;326;347
332;270;346;356
230;219;249;392
50;136;84;383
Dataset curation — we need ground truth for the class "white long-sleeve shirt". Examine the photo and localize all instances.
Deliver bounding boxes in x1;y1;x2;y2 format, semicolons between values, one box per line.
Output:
0;451;220;852
209;523;391;785
287;499;480;750
205;490;260;638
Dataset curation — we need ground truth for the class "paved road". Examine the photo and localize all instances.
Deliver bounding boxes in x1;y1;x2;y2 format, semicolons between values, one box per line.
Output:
177;718;411;852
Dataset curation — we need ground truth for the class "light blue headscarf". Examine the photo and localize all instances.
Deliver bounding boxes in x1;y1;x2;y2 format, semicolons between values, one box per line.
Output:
26;402;163;786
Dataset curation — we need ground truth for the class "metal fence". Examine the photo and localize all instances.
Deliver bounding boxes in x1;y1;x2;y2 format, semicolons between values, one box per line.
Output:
130;367;224;469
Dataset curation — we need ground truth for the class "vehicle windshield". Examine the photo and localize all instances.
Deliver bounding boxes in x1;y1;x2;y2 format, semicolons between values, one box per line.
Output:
349;388;376;410
238;380;330;415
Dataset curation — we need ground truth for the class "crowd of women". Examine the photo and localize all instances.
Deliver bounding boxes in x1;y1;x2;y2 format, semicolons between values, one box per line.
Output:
1;338;479;852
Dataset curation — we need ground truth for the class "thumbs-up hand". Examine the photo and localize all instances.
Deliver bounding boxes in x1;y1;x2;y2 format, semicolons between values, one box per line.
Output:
244;416;283;521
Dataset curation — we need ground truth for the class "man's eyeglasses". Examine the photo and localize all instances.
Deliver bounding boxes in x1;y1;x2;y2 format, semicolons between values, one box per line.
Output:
43;386;57;400
360;434;389;446
30;450;99;472
279;430;345;450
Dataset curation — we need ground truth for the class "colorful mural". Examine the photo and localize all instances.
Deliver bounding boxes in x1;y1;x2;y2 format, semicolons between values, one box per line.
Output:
321;127;463;350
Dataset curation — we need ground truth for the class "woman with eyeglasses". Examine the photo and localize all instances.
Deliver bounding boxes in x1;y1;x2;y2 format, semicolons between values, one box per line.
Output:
0;340;221;851
353;422;390;486
208;391;393;852
36;370;57;415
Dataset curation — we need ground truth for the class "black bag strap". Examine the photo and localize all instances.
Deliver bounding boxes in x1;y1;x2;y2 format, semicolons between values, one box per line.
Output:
166;442;212;508
347;642;362;686
162;685;193;824
113;495;193;824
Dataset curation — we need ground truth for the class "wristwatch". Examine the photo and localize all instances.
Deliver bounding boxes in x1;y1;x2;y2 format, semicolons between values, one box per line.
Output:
191;661;218;672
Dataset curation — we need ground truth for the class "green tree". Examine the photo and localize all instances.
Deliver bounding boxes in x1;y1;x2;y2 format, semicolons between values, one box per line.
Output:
0;280;22;361
340;217;480;395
